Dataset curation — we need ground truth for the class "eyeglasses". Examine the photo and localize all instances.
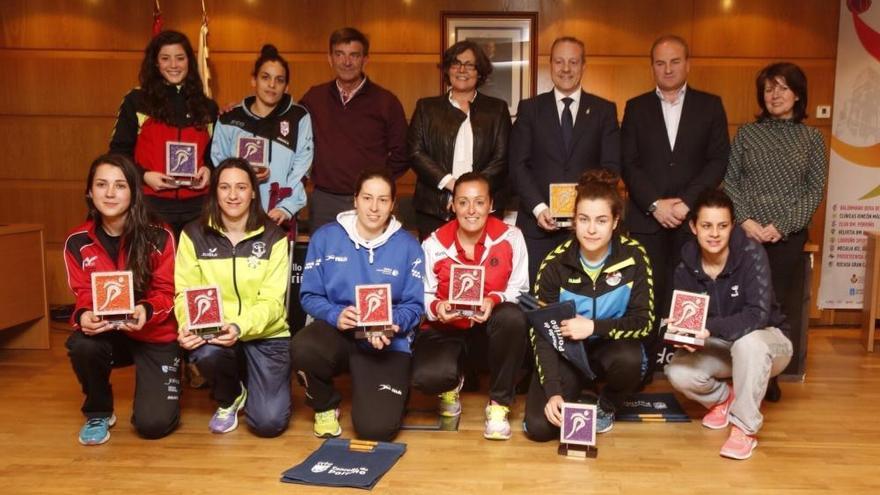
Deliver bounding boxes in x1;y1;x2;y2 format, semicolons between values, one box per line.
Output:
450;60;477;72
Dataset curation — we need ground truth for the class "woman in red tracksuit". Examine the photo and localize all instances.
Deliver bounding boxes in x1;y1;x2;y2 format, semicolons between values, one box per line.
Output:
110;30;218;237
63;154;179;446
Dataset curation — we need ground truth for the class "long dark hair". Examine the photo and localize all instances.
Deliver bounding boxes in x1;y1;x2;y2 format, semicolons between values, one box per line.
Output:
139;30;214;126
755;62;808;123
202;158;269;233
85;154;163;296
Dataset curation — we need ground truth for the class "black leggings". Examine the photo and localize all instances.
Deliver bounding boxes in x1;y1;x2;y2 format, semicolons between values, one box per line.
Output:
411;302;529;406
524;338;642;442
66;331;181;439
290;320;411;442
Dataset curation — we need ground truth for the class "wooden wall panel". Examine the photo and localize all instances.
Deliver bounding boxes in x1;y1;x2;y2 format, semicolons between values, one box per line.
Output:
0;1;841;308
693;0;839;58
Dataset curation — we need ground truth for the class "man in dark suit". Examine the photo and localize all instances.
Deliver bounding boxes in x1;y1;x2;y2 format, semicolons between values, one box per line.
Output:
621;35;729;374
509;37;621;282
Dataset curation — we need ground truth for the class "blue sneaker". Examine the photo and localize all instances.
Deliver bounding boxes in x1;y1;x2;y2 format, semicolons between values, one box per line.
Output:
209;383;247;434
597;405;614;434
78;414;117;445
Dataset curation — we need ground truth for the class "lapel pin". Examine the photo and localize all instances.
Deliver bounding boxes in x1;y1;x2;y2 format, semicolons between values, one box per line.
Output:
585;107;591;116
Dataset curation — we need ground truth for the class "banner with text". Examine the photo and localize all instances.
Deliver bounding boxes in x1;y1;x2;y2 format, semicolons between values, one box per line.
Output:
818;1;880;308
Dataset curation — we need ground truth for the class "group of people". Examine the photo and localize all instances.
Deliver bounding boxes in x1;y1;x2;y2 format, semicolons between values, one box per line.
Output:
62;27;827;462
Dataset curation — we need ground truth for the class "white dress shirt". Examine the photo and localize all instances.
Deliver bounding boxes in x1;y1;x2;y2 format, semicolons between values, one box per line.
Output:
533;88;584;219
655;84;687;150
438;91;477;190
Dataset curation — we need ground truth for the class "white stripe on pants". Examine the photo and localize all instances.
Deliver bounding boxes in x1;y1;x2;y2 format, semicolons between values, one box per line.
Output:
664;327;792;435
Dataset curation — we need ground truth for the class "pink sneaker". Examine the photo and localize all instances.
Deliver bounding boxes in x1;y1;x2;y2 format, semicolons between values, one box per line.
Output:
720;425;757;460
702;388;734;429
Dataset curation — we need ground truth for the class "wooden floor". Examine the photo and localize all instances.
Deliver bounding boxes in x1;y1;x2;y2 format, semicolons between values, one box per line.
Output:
1;328;879;495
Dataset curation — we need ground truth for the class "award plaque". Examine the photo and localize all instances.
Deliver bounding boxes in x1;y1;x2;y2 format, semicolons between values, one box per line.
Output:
165;141;198;187
236;135;269;172
448;264;485;317
184;286;225;339
91;270;136;329
663;290;709;348
558;402;598;459
354;284;395;339
549;183;577;228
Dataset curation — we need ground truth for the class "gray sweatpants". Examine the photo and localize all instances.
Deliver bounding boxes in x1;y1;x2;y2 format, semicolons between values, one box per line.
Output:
664;327;792;435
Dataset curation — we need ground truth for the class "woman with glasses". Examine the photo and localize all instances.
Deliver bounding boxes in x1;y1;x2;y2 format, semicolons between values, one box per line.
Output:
408;40;511;240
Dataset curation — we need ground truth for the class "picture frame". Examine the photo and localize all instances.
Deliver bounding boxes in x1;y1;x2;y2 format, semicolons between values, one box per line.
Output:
441;11;538;117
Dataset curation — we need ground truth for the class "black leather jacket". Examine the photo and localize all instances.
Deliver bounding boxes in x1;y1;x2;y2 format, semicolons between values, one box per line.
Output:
407;92;511;220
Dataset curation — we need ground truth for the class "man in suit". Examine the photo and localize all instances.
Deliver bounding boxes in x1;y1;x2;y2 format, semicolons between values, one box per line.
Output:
509;37;621;282
620;35;729;375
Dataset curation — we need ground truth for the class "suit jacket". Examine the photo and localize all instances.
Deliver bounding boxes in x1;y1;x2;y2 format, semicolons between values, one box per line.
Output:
509;90;620;239
621;87;729;234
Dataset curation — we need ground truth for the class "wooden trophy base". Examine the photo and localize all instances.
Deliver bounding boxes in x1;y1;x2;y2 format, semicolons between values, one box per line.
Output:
169;177;194;187
191;326;225;339
558;443;598;459
554;218;573;228
663;331;705;348
99;314;136;330
450;303;482;318
355;326;395;339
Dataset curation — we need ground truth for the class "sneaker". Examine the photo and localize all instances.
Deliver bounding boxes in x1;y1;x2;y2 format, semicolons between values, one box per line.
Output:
597;404;614;434
703;388;735;430
483;402;511;440
438;376;464;417
720;425;758;460
314;408;342;438
78;414;117;445
209;383;247;434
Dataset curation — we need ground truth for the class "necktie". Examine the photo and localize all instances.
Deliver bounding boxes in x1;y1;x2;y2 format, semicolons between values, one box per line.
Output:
561;97;574;152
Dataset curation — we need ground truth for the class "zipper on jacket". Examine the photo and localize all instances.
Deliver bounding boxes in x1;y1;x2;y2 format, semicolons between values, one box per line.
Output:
231;245;242;315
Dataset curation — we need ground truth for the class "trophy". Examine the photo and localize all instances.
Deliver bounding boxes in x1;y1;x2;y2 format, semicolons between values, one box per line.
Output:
448;264;485;317
184;286;225;339
549;183;577;228
558;402;598;458
165;141;198;187
354;284;395;339
91;271;136;329
236;135;269;173
663;290;709;348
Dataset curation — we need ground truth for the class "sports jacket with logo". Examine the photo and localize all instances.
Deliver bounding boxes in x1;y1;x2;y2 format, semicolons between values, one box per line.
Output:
421;216;529;330
211;94;313;218
299;211;425;354
674;225;787;342
174;220;290;341
532;234;654;396
110;86;218;200
63;220;177;344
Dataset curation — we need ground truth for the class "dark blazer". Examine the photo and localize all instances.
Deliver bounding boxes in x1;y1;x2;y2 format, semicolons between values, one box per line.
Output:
621;87;729;234
408;92;511;220
509;90;620;239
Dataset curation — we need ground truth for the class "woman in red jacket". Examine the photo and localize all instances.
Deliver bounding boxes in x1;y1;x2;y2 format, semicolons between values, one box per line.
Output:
64;154;179;446
110;30;218;237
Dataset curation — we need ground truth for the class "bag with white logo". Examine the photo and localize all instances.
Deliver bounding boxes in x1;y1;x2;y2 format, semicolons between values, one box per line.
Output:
280;438;406;489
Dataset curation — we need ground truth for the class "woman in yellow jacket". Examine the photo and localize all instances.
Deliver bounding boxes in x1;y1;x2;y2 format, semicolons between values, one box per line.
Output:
174;157;291;437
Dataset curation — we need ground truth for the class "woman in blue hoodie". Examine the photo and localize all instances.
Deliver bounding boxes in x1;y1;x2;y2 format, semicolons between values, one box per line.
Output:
210;44;313;230
290;168;424;441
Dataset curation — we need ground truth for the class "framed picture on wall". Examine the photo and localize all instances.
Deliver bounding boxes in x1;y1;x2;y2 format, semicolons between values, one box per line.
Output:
441;11;537;117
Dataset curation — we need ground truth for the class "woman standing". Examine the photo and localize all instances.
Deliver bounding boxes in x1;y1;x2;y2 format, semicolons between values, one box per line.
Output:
291;169;424;441
408;40;511;239
64;154;179;445
524;170;654;440
175;158;291;437
110;30;218;237
723;62;827;333
211;44;313;229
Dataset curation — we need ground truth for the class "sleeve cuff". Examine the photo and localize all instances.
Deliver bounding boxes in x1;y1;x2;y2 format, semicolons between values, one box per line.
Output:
532;203;549;219
438;174;454;190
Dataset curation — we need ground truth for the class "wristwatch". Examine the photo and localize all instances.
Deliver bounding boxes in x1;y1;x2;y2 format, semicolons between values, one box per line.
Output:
648;200;659;213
